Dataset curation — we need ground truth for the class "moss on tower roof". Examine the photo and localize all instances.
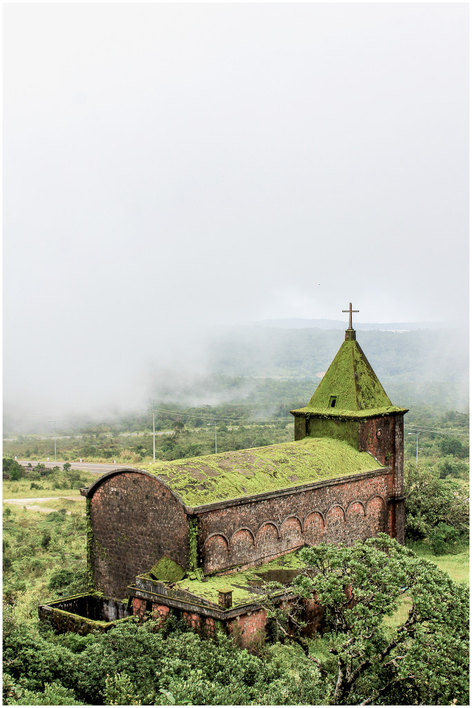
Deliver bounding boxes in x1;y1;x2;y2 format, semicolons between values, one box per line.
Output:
142;437;382;508
291;337;406;418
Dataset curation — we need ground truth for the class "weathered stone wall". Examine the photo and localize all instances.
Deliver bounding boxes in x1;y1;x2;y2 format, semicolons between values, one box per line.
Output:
89;471;189;598
38;594;131;635
358;415;396;466
358;413;405;544
228;609;267;648
197;471;391;573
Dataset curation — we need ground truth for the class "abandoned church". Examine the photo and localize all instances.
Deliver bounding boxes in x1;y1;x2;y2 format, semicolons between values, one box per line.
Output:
39;307;408;646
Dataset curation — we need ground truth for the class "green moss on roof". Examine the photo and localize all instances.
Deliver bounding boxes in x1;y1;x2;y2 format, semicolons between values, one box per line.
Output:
291;405;407;419
142;437;382;507
149;556;185;583
292;338;403;417
174;550;306;607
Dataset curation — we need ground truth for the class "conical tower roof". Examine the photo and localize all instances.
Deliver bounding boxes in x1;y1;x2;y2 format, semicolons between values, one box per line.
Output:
291;326;406;419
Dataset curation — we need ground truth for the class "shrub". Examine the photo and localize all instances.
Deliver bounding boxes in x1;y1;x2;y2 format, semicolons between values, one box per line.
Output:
103;673;141;705
3;458;24;481
430;522;460;555
41;531;51;549
47;567;88;597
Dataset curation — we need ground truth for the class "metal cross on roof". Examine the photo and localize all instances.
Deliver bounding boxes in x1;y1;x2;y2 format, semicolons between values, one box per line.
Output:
342;302;359;329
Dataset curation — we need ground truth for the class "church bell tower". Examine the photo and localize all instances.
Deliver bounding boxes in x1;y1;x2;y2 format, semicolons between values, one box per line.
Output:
290;304;408;542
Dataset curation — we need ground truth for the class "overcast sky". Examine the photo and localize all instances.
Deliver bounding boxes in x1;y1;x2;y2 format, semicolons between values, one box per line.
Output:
4;3;469;422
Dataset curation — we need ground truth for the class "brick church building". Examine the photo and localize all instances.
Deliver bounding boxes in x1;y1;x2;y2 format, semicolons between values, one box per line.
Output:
40;308;408;645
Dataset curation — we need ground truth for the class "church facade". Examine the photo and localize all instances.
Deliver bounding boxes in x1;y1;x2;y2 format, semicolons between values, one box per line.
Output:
40;311;408;646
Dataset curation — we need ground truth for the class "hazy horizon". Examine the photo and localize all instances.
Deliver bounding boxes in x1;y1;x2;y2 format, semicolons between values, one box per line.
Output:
4;3;468;425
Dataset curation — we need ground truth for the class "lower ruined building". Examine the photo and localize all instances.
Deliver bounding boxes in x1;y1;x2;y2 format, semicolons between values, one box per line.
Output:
39;313;407;647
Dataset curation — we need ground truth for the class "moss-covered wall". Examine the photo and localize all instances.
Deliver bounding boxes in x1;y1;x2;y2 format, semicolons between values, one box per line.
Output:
38;594;131;635
293;415;306;441
306;417;359;448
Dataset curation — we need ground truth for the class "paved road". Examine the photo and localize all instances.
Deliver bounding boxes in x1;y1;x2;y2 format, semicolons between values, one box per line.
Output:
17;460;130;475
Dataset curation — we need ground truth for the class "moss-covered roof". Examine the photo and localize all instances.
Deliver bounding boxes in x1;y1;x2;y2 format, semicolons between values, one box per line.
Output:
173;550;306;607
142;437;382;508
291;336;406;418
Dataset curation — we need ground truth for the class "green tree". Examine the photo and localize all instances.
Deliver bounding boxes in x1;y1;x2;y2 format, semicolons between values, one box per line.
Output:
429;522;460;555
3;458;24;481
288;535;469;705
404;462;469;541
437;455;468;479
439;436;468;458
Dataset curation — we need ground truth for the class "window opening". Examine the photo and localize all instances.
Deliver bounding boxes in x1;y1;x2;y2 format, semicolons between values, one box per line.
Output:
329;396;337;408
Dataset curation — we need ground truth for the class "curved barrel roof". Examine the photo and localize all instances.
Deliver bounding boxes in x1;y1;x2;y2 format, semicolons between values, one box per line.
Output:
142;437;383;507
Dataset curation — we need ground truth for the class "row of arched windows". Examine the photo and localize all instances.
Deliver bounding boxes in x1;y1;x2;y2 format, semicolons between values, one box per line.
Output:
203;496;386;573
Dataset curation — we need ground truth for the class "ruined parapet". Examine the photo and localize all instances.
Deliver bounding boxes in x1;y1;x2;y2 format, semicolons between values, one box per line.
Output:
38;593;132;635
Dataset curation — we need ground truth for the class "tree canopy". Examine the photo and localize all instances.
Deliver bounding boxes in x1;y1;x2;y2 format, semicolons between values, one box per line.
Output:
288;535;469;705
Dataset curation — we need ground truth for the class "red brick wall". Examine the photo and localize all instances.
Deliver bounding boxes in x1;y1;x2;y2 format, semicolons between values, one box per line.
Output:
198;472;391;573
358;413;405;543
228;609;267;648
358;416;395;466
89;471;189;598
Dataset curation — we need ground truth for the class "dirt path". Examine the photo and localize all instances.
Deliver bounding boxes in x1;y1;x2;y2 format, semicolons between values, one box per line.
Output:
3;496;82;513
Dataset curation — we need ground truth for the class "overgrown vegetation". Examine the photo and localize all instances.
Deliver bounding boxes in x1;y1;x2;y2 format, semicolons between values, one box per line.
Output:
289;536;469;705
3;504;87;630
3;460;94;496
3;536;468;705
2;398;469;705
404;462;469;554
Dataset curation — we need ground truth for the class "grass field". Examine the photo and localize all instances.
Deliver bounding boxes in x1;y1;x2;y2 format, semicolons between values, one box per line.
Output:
3;472;96;500
384;542;469;628
412;543;469;585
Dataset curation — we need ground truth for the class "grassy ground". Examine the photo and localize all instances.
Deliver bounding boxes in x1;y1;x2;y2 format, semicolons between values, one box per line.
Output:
410;542;469;585
384;542;469;628
3;472;97;500
3;505;88;630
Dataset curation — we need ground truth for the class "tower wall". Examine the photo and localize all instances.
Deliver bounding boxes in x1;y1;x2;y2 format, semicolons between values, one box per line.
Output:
358;413;405;544
292;411;406;545
307;416;359;448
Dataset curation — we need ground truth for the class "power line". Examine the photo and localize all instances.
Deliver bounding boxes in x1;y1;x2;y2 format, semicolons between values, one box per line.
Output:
148;406;291;424
405;427;469;438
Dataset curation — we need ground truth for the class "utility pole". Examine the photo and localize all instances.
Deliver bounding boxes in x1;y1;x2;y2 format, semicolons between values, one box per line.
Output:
48;420;57;462
208;422;217;454
407;431;420;468
152;410;156;463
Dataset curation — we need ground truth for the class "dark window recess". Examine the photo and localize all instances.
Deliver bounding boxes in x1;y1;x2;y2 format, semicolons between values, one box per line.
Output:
146;600;153;614
329;396;337;408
